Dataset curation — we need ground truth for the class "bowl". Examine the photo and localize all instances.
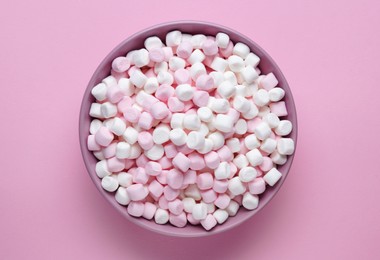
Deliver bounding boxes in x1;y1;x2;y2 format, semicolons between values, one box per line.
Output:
79;21;297;237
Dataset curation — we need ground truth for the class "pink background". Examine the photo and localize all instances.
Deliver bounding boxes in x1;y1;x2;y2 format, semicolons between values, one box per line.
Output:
1;0;379;259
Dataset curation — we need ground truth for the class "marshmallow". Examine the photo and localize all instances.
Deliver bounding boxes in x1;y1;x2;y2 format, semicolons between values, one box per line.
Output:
167;169;184;189
215;162;231;180
152;124;171;144
101;102;117;118
191;34;207;49
217;81;236;98
228;177;246;196
127;202;144;217
241;66;259;84
144;77;159;94
144;144;164;161
169;128;187;146
144;36;163;51
166;30;182;47
275;120;293;136
91;83;107;101
210;98;230;113
263;168;282;186
235;119;248;135
186;131;205;150
213;114;234;133
123;126;139;144
260;138;277;154
155;208;170;224
277;138;295;155
154;61;168;74
102;75;117;87
117;172;133;187
183;114;201;130
112;56;131;73
115;187;130;205
239;167;257;182
168;199;184;215
116;142;131;159
197;107;213;122
133;49;150;68
175;84;194;102
254;89;270;107
216;32;230;48
269;87;285;102
271;151;287;165
197;172;214;190
184;184;202;200
228;55;245;72
269;101;288;117
263;113;280;128
233;154;249;169
174;69;191;86
246;149;263;166
157;71;174;85
172;152;191;172
176;41;193;59
192;203;208;220
244;52;260;67
233;96;251;113
213;209;229;224
126;184;148;201
260;72;278;90
109;117;126;136
187;49;206;65
95;126;114;146
242;102;259;119
254;122;272;140
202;39;218;56
193;91;210;108
130;69;147;88
209;71;224;86
242;193;259;210
169;212;187;227
197;138;213;154
200;214;217;231
129;144;142;159
169;56;186;70
183;197;196;213
233;42;250;59
190;62;206;80
101;175;119;192
90;119;103;135
226;138;240;153
208;132;225;150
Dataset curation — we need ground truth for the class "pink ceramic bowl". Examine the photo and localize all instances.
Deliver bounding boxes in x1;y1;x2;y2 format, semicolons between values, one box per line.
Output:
79;21;297;237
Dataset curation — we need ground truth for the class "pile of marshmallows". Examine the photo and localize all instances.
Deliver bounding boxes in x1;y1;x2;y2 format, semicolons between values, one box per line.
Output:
88;30;294;231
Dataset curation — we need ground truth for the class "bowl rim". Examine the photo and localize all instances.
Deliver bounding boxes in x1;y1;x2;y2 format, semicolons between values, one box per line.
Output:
79;20;297;237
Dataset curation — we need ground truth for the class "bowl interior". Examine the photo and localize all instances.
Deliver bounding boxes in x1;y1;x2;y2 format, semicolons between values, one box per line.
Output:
79;21;297;237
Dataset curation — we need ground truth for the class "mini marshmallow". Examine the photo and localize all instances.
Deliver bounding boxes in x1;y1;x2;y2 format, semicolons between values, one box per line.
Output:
277;138;295;155
166;30;182;47
186;131;205;150
197;138;213;154
150;102;169;120
190;62;206;80
260;72;278;90
260;138;277;154
176;84;194;102
233;154;249;169
169;56;186;70
275;120;293;136
102;75;117;87
183;197;196;213
269;101;288;117
91;83;107;101
192;203;208;220
191;34;207;49
152;124;171;144
254;89;270;107
213;114;234;133
263;168;282;186
244;52;260;67
228;177;246;196
126;184;148;201
169;128;187;146
117;172;133;187
209;71;224;86
133;49;150;68
233;42;250;59
200;214;217;231
116;142;131;159
95;160;111;178
174;69;191;85
95;126;114;147
242;193;259;210
239;167;257;182
235;119;248;135
197;107;213;122
271;151;287;165
193;91;210;108
269;87;285;102
109;117;126;136
246;149;263;166
101;102;117;118
176;41;193;59
127;202;144;217
167;169;184;189
215;162;231;180
210;98;230;113
197;173;214;190
217;81;236;98
143;202;157;220
168;199;184;215
129;144;142;159
187;49;206;65
123;126;139;144
216;32;229;48
90;119;103;135
183;114;201;130
130;70;147;88
170;113;185;129
115;187;130;205
233;96;251;113
226;138;240;153
254;122;272;140
144;77;159;94
241;66;259;84
172;153;191;172
202;39;218;56
263;113;280;128
213;209;229;224
157;71;174;85
242;102;259;120
155;208;170;224
228;55;245;72
154;61;168;74
144;144;164;161
144;36;163;51
208;132;225;150
184;184;202;201
149;47;165;63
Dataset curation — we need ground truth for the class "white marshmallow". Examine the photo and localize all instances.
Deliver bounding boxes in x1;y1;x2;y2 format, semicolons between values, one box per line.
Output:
234;119;248;135
210;57;228;72
170;113;185;129
263;113;280;128
215;162;231;180
157;71;174;85
102;75;117;87
115;187;130;205
192;203;208;220
175;84;194;101
208;132;225;150
152;125;171;144
118;78;134;96
254;89;270;107
244;52;260;67
187;131;205;150
130;70;147;88
258;105;270;117
190;62;206;80
197;107;214;123
233;42;250;59
144;36;163;51
133;49;150;68
228;177;246;196
216;32;230;48
269;87;285;102
103;118;114;129
116;142;131;159
154;61;168;74
89;103;103;118
166;30;182;47
135;90;150;106
213;114;234;133
144;77;159;94
277;138;295;155
181;33;193;43
233;154;249;169
241;66;259;84
95;160;111;178
263;168;282;186
183;114;201;130
244;134;260;150
191;34;207;49
101;102;117;118
145;144;164;161
226;200;240;216
101;175;119;192
228;55;245;72
275;120;293;136
91;83;107;101
226;138;240;153
169;128;187;146
117;172;133;187
233;96;251;113
239;167;257;182
155;208;169;224
169;56;186;71
209;71;224;86
210;98;230;113
254;122;271;140
129;144;142;159
242;102;259;119
182;197;196;213
93;151;105;161
217;81;236;99
235;84;248;97
123;126;139;145
223;71;238;85
260;138;277;154
246;148;263;166
242;193;259;210
197;138;213;154
187;49;206;65
213;209;229;224
184;184;202;200
109;117;126;136
270;151;287;165
90;119;103;134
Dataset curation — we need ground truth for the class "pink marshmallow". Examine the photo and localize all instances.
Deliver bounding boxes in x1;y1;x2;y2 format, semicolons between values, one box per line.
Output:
162;47;174;61
87;135;101;151
168;199;184;215
127;202;144;217
148;180;164;198
133;167;149;184
260;73;278;90
117;96;133;113
142;202;157;220
164;143;178;159
167;169;184;189
196;74;214;91
149;47;165;63
240;140;249;154
107;157;125;172
168;97;185;112
176;41;193;59
163;186;180;201
169;212;187;228
155;84;175;102
188;152;206;171
144;68;156;78
176;144;194;155
259;157;273;172
183;170;197;185
201;189;217;203
145;161;162;176
136;154;149;168
102;141;117;158
156;170;168;185
150;101;169;119
138;112;154;130
248;177;266;195
124;159;135;170
204;151;221;169
247;117;262;133
200;214;217;230
158;156;173;169
158;196;169;209
141;95;159;111
174;68;191;84
226;108;240;123
95;126;114;147
269;101;288;117
161;110;172;124
202;39;218;56
217;146;234;162
123;107;141;124
187;213;201;225
214;194;231;209
197;172;214;190
192;91;209;107
219;41;233;58
107;85;124;104
137;131;154;150
126;184;149;201
112;56;131;73
213;179;228;193
172;152;191;172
